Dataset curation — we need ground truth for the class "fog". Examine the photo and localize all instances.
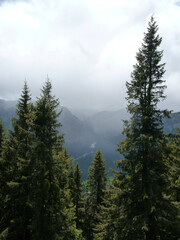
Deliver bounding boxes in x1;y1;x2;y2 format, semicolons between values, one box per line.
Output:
0;0;180;111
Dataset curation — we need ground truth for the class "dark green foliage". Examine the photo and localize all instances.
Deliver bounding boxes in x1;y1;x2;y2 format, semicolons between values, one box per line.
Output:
73;163;84;230
83;150;107;240
87;150;107;206
66;148;76;197
0;80;79;239
111;16;179;239
52;149;78;240
168;127;180;202
0;82;33;240
164;130;180;238
0;119;7;239
0;118;4;156
93;186;118;240
30;79;77;240
66;155;84;235
166;126;180;225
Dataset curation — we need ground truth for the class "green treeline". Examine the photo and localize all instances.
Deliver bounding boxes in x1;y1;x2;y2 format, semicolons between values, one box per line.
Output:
0;17;180;239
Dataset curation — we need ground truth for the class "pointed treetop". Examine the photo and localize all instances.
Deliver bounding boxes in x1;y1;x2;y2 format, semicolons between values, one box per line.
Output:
42;77;52;97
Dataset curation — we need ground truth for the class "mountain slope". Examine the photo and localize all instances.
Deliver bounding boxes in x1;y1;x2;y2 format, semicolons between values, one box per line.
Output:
0;99;179;178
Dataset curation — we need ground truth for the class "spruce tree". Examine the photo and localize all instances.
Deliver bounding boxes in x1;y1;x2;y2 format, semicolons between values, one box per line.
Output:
31;79;77;240
0;82;33;239
11;81;33;240
59;149;84;238
164;129;180;237
65;154;84;233
65;148;76;199
54;148;78;239
0;118;7;238
169;127;180;202
83;149;107;240
73;162;84;230
93;186;117;240
0;118;4;156
31;79;62;239
114;16;179;239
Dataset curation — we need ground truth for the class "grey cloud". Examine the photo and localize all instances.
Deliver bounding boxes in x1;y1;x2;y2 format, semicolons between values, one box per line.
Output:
0;0;179;112
175;2;180;7
0;0;28;5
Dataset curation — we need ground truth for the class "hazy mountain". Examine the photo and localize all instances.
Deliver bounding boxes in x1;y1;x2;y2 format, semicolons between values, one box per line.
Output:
70;108;99;121
85;108;130;135
0;99;179;178
0;99;16;129
60;106;97;162
0;99;17;109
163;111;180;133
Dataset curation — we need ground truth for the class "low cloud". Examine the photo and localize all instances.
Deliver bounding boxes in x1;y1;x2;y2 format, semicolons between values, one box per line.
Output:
0;0;179;111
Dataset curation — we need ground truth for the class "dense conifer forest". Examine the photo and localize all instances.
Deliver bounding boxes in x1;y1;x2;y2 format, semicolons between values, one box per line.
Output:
0;17;180;239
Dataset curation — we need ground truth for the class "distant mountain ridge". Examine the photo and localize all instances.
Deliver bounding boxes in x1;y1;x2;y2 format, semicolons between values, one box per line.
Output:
0;99;179;178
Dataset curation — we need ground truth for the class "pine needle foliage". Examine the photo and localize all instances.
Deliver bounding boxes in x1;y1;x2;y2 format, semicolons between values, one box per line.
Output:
73;162;84;230
113;16;179;240
0;82;33;239
31;79;77;240
83;149;107;240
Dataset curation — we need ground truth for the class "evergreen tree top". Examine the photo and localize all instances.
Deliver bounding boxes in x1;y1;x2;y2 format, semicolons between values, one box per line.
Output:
126;15;170;122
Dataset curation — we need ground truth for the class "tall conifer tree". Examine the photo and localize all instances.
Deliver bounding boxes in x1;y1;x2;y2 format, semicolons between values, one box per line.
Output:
31;79;76;240
0;82;33;239
0;118;7;238
73;162;84;230
171;127;180;202
0;118;4;156
114;16;179;239
84;149;107;240
65;154;84;233
165;128;180;237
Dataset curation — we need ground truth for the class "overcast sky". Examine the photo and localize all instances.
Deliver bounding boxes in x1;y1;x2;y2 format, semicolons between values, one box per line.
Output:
0;0;180;111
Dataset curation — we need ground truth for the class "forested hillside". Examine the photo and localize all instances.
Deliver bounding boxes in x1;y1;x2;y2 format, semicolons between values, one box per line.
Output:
0;17;180;239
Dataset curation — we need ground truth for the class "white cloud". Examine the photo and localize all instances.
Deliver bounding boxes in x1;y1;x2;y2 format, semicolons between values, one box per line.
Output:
0;0;179;111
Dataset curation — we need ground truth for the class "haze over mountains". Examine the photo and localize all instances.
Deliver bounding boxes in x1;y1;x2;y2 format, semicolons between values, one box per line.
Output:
0;99;179;178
